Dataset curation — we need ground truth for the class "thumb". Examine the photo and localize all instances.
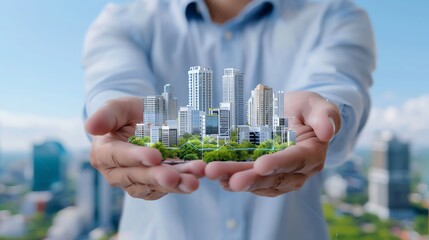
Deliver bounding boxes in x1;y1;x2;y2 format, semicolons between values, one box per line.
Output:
305;98;341;142
85;97;143;135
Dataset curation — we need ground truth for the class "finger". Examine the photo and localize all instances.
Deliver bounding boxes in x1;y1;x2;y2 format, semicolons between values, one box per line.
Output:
102;165;181;189
305;98;341;142
124;172;200;200
90;137;162;168
85;97;143;135
228;168;259;191
250;173;307;192
125;184;167;200
254;143;326;176
177;173;200;194
205;161;253;180
229;169;307;194
170;160;206;178
251;188;282;197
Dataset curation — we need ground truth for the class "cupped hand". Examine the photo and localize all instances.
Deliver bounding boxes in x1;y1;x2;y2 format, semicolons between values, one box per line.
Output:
85;97;206;200
205;91;341;197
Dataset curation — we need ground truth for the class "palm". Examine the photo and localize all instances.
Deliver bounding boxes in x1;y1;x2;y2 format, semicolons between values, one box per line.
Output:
206;91;340;197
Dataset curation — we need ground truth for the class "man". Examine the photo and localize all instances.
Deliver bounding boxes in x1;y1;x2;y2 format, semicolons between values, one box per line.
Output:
84;0;375;239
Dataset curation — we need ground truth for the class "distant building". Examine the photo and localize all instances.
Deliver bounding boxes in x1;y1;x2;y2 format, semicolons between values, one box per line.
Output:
287;129;296;143
149;126;162;144
178;106;202;136
0;211;26;238
235;126;272;145
188;66;213;113
21;191;53;216
201;115;219;137
222;68;244;126
273;116;287;128
161;126;178;147
249;126;273;145
143;95;165;126
366;131;414;220
210;102;231;136
236;125;250;143
77;160;123;233
335;160;367;195
247;84;273;127
32;140;66;192
162;84;178;121
273;91;285;118
135;123;145;138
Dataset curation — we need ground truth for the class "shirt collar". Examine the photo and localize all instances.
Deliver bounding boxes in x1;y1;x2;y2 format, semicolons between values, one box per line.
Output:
181;0;280;23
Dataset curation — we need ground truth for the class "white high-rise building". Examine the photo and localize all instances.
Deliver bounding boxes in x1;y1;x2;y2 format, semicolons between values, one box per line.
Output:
273;91;285;118
143;96;165;126
188;66;213;113
162;84;178;121
135;124;145;138
222;68;244;126
247;84;273;127
149;126;161;144
135;123;151;138
178;106;202;136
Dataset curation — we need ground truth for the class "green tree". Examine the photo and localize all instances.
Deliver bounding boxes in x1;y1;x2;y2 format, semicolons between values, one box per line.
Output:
178;132;193;146
151;142;168;158
252;140;276;160
24;213;53;240
414;215;428;235
128;135;137;142
216;149;235;161
202;135;216;144
203;151;218;163
142;136;150;143
183;153;199;160
230;129;238;142
178;143;200;159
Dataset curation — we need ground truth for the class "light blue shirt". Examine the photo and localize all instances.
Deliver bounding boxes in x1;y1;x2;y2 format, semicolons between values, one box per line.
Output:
83;0;375;239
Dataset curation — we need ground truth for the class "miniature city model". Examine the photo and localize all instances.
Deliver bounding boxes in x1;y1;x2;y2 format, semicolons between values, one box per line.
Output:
129;67;296;163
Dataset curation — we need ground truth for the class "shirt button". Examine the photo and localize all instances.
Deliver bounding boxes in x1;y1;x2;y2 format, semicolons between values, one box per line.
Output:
226;219;237;230
224;31;233;40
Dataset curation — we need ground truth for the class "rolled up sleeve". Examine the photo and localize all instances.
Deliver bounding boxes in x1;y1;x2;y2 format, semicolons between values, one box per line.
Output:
83;2;157;119
293;0;376;165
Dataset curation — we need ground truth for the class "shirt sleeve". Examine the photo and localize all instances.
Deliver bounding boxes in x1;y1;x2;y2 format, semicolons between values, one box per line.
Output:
83;2;157;119
291;0;376;166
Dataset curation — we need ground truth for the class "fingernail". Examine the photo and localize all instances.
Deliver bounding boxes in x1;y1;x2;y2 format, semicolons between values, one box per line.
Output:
328;117;336;142
242;184;253;192
178;183;192;193
262;169;275;176
217;175;228;181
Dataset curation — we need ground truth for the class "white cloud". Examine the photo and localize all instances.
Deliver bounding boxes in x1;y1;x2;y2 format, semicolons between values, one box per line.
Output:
0;110;90;152
357;95;429;148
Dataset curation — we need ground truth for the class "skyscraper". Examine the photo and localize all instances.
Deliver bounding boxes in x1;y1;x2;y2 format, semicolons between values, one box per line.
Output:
143;95;165;126
162;84;178;121
210;102;231;136
201;114;219;137
32;140;66;192
273;91;285;118
178;106;202;136
366;131;413;220
247;84;273;127
77;159;123;232
222;68;244;126
188;66;213;113
161;126;178;147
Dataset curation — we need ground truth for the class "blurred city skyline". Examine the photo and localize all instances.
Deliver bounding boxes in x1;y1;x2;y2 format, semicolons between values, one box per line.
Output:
1;0;429;152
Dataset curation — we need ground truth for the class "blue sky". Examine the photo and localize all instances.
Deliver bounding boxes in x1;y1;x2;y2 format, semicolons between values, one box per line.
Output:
0;0;428;151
